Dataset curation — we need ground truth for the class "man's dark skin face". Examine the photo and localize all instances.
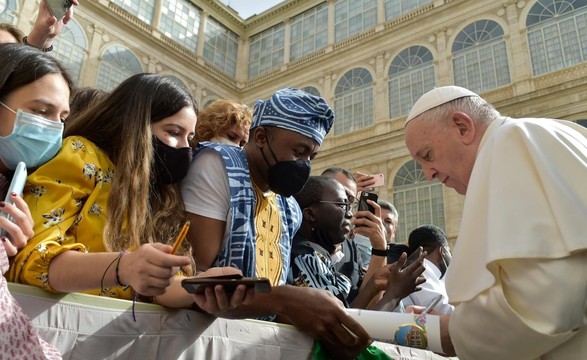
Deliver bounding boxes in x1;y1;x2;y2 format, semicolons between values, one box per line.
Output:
245;126;320;192
306;182;353;248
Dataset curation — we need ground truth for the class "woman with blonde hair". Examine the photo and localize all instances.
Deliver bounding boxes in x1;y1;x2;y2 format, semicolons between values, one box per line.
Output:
196;99;252;147
10;73;205;307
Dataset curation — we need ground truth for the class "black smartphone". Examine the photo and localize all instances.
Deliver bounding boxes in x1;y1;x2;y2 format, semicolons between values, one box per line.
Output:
403;246;423;269
181;276;271;295
357;191;378;214
45;0;73;20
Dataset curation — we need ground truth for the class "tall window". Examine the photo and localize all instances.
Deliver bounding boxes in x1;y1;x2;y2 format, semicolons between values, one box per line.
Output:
384;0;432;20
393;160;445;243
302;86;321;97
452;20;511;94
96;45;142;91
51;19;87;84
333;68;374;135
526;0;587;76
248;24;285;78
111;0;155;24
0;0;16;23
290;3;328;61
334;0;377;43
203;16;238;77
388;46;435;119
160;0;201;52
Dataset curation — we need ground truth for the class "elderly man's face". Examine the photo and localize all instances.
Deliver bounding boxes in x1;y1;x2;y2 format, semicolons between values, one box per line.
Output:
404;113;475;195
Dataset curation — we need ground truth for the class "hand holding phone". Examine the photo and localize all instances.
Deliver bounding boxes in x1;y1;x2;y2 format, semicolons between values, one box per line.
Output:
403;246;424;269
357;191;379;214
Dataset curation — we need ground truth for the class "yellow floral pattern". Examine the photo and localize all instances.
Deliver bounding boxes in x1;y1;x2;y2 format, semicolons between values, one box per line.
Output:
8;136;131;299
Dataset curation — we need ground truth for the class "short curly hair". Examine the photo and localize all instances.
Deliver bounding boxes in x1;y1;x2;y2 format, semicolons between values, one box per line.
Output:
195;99;252;142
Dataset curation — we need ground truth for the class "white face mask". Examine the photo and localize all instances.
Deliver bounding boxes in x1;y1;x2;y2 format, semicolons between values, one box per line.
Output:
209;136;238;146
0;102;63;170
330;249;345;265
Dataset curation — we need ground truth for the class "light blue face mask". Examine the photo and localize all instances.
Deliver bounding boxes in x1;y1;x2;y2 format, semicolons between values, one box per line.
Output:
0;102;63;170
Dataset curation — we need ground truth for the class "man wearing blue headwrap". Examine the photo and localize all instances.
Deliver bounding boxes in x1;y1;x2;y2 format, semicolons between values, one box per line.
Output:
181;88;371;357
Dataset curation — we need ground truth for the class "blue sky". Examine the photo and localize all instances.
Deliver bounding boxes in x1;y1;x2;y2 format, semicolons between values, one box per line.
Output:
218;0;286;19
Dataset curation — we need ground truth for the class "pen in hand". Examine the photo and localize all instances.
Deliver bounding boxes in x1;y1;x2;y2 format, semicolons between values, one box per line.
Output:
421;294;443;315
171;220;190;255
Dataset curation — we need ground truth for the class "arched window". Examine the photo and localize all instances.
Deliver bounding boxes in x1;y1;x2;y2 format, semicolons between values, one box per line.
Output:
392;160;446;243
526;0;587;76
160;0;201;52
110;0;156;24
576;119;587;127
452;20;511;93
301;86;321;97
96;46;142;91
334;0;377;43
51;19;87;84
333;68;374;135
388;46;435;119
384;0;432;20
0;0;17;23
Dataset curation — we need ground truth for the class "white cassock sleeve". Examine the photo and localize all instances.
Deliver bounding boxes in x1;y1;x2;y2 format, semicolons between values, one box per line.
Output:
449;253;587;360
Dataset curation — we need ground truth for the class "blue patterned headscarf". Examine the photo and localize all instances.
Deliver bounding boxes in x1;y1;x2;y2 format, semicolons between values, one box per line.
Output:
252;88;335;145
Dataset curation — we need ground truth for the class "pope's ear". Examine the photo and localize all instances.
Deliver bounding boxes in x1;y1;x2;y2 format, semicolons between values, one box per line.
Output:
451;111;475;145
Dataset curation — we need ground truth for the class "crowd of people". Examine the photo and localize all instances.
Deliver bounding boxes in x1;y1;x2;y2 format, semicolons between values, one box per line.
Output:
0;2;585;360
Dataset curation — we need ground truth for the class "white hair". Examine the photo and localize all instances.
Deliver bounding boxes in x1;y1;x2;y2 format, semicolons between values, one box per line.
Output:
417;96;500;128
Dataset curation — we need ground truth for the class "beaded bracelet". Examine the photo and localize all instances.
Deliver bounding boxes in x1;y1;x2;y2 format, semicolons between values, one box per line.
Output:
22;36;54;52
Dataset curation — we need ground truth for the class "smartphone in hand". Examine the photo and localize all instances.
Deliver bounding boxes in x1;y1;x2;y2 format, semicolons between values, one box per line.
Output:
182;275;271;295
357;191;378;214
0;162;27;238
45;0;73;20
402;246;423;269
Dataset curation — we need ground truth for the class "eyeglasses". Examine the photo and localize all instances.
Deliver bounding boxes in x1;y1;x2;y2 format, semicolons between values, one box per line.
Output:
315;201;352;213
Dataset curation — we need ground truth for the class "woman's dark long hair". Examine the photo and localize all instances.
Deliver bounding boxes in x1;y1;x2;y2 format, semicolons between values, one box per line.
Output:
0;43;73;102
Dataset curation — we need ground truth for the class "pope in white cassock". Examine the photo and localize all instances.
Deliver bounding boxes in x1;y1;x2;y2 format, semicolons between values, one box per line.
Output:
404;86;587;360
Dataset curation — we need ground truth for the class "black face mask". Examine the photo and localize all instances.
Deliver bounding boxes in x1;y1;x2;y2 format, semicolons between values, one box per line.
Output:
260;137;311;197
153;137;192;185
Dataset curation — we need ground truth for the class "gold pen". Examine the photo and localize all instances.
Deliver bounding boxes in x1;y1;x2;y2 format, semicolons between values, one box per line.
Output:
171;220;190;255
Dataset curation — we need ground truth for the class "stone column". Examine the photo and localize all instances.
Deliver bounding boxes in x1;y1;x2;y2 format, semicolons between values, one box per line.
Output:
196;10;208;57
283;18;291;65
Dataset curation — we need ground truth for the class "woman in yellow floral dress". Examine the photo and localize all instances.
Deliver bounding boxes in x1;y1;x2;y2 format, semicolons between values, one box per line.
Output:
9;73;205;308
